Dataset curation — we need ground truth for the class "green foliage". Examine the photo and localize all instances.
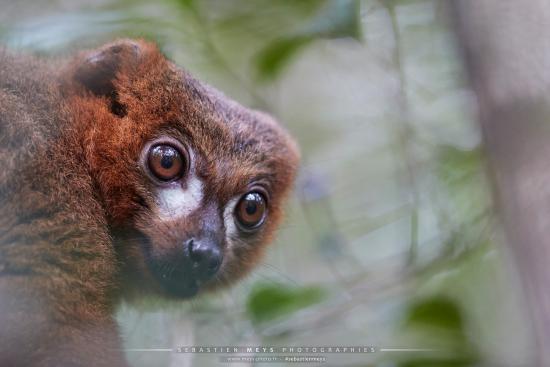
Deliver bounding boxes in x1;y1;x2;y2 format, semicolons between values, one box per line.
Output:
254;0;361;81
435;145;491;252
437;145;483;188
404;296;464;334
397;296;478;367
175;0;195;9
254;36;313;82
246;283;326;324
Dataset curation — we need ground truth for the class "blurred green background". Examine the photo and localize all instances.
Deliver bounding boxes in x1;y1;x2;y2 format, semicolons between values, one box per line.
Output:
0;0;533;366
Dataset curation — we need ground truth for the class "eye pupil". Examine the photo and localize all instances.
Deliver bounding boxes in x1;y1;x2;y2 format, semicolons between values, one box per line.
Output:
160;154;173;169
235;191;267;231
245;201;257;215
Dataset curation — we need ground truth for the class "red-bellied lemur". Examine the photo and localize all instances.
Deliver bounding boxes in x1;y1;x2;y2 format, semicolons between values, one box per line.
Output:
0;39;299;367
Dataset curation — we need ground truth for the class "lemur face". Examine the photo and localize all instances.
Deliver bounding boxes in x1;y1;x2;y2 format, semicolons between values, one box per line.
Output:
65;40;299;298
135;132;273;298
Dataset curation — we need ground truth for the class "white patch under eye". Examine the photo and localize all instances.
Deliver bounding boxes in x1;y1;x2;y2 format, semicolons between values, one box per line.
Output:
223;197;239;248
157;175;204;220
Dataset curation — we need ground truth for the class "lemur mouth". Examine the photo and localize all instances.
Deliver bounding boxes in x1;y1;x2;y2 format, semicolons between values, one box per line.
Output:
151;266;201;298
140;236;223;298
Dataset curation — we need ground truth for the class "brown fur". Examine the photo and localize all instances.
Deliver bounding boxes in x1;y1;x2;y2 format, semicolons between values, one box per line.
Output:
0;40;299;366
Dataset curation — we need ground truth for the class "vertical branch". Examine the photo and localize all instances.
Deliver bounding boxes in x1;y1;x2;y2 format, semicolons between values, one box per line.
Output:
384;3;420;266
453;1;550;365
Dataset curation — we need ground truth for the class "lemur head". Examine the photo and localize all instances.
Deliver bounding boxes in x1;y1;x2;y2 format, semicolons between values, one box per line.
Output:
62;40;299;299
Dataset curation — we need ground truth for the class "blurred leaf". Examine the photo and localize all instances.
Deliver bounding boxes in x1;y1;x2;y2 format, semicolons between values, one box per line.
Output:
437;145;482;185
436;145;491;251
254;0;361;81
404;296;464;332
246;283;326;324
254;36;313;81
397;296;478;367
176;0;195;9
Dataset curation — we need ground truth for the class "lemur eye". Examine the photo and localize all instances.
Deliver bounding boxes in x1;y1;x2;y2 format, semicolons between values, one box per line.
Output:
147;144;186;181
235;192;267;231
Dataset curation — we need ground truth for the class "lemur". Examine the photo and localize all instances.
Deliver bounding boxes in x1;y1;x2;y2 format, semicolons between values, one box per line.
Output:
0;39;299;366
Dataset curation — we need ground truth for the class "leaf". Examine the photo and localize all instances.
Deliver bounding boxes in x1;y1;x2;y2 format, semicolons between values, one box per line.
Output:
254;0;361;81
254;36;313;81
246;283;326;324
404;296;464;332
437;145;483;186
398;296;478;367
174;0;195;10
436;144;490;248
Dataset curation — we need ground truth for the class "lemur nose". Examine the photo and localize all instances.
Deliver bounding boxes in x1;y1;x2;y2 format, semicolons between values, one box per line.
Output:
186;238;222;277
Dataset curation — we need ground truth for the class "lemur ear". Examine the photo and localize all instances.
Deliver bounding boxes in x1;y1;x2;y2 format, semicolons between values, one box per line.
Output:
73;40;141;116
74;40;141;95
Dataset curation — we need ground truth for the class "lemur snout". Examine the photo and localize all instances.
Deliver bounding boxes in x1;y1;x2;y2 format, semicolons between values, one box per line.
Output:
147;234;223;297
186;238;222;277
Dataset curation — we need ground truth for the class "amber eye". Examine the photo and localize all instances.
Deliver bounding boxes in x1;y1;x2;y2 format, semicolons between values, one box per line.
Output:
235;192;267;231
147;144;186;181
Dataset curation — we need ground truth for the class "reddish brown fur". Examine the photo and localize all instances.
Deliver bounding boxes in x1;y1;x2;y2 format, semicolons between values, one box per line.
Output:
0;40;299;366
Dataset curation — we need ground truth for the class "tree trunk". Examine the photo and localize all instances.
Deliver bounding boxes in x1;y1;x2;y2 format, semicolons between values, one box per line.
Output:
453;1;550;365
